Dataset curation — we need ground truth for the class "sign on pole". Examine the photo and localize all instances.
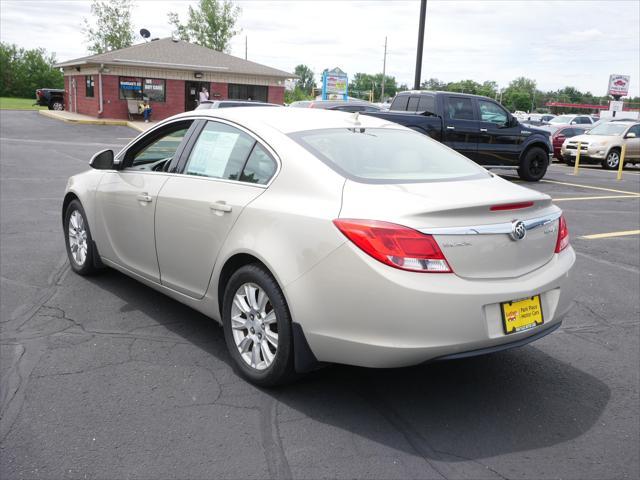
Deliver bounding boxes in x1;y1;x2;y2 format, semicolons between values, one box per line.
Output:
322;68;348;101
608;74;630;97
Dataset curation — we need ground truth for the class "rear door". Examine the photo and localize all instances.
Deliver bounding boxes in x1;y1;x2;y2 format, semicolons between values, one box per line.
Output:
442;95;479;160
154;120;278;298
476;99;523;166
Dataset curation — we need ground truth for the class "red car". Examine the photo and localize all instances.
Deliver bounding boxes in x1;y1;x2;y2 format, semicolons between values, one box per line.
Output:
551;125;589;160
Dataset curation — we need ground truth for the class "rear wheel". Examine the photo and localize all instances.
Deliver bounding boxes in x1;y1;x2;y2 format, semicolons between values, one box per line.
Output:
222;264;296;386
564;156;575;166
518;146;548;181
601;149;620;170
64;199;98;275
50;100;64;111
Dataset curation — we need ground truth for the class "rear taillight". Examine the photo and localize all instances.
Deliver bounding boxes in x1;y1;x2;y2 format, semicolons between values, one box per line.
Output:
555;215;569;253
333;219;452;273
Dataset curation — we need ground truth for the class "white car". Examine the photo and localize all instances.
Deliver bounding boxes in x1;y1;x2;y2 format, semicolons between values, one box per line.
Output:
547;114;594;126
63;108;575;386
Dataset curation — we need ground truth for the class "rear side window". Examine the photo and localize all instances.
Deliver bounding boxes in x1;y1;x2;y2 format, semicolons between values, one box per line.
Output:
390;95;409;111
241;144;277;184
446;97;475;120
417;95;435;114
290;128;487;183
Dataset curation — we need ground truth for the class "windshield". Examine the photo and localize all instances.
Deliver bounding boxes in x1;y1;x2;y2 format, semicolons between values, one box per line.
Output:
549;115;574;124
587;123;629;136
290;128;488;183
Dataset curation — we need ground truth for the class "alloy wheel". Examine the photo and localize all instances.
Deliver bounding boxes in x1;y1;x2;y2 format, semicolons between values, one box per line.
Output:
606;152;620;169
230;283;278;370
68;210;88;266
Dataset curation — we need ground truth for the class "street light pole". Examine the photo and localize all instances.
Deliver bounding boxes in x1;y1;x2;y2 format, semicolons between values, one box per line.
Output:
381;36;387;103
414;0;427;90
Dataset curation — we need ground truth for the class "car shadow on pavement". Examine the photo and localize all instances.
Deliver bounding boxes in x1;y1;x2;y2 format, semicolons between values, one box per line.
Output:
86;268;611;463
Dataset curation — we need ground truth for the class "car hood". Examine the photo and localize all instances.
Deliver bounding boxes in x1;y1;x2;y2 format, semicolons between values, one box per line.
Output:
567;133;618;144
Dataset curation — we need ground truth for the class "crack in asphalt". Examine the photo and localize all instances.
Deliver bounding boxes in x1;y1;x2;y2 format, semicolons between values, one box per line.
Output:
259;395;293;480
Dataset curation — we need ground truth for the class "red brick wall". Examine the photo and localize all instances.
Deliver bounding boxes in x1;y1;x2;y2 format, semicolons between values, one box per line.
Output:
268;86;285;105
210;82;228;100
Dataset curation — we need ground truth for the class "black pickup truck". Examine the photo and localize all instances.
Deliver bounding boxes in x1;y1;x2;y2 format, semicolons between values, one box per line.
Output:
365;91;552;181
35;88;65;111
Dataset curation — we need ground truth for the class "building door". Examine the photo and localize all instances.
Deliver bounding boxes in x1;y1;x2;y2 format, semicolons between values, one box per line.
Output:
185;81;211;111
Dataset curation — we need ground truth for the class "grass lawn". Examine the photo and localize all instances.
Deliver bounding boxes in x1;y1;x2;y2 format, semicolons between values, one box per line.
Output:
0;97;46;110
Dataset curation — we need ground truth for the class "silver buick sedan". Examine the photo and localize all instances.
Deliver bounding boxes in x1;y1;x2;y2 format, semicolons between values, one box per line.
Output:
62;107;575;386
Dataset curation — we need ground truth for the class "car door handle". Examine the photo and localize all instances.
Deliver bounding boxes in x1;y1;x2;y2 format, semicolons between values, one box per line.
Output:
136;193;152;203
210;202;232;213
446;126;456;130
479;128;488;132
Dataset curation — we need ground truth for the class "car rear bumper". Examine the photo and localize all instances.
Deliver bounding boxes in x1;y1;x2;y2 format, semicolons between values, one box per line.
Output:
285;242;576;368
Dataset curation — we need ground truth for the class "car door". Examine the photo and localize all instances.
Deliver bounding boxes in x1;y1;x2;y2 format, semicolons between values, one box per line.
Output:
442;95;479;160
476;99;523;166
624;124;640;159
94;120;195;282
154;120;278;299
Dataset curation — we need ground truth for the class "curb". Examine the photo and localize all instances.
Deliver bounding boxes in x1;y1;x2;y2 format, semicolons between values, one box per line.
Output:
38;110;149;132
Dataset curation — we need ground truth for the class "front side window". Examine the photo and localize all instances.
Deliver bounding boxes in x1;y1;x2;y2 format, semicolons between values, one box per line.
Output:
478;100;508;126
627;124;640;136
85;76;94;97
446;97;475;120
127;122;192;170
390;95;409;111
417;95;435;114
290;128;487;183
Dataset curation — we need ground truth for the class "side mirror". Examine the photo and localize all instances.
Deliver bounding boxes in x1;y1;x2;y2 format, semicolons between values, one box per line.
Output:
509;116;519;128
89;149;114;170
626;132;637;138
570;121;577;125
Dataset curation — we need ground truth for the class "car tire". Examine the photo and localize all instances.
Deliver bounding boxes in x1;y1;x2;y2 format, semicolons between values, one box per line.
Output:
222;264;297;387
601;149;620;170
564;156;575;166
64;199;98;275
518;146;548;181
50;100;64;111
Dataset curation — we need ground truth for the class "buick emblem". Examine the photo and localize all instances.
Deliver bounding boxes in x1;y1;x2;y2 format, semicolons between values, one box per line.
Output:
510;220;527;241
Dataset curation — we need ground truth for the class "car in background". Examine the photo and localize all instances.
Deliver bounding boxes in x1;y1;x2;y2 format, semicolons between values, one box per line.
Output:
548;114;594;126
550;125;589;160
61;107;575;386
290;99;382;112
35;88;65;110
561;120;640;169
196;100;281;110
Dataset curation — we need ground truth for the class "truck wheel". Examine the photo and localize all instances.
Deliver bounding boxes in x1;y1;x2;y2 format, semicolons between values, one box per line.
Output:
518;147;548;181
601;149;620;170
50;100;64;111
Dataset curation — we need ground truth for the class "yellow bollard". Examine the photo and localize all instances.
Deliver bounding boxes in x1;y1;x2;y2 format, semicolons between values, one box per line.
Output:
573;141;582;175
617;144;627;181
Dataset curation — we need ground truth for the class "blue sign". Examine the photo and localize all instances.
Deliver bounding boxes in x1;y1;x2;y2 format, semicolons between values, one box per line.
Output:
321;68;348;101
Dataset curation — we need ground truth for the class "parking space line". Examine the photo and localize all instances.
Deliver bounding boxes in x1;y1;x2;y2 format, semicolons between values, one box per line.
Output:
549;164;640;176
580;230;640;240
540;179;640;196
553;195;640;202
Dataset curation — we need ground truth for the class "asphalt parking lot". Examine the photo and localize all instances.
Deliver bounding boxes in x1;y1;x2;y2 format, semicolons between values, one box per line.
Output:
1;111;639;479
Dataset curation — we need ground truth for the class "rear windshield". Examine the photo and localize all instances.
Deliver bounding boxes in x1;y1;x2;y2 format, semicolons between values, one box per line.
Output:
289;128;488;183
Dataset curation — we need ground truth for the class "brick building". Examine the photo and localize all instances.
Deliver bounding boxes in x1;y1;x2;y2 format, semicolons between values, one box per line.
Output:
56;38;294;120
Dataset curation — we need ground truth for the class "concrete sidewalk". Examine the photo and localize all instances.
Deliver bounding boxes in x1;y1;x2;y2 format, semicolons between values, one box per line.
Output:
38;109;155;132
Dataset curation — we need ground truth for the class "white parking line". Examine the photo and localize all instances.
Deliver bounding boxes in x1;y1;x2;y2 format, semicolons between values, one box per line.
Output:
550;164;640;176
553;195;640;202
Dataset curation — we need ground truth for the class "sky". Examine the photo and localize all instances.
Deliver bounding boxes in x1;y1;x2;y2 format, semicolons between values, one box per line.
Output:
1;0;639;96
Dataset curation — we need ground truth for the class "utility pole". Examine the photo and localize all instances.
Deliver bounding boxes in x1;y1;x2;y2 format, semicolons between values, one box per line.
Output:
381;36;387;103
245;36;247;60
414;0;427;90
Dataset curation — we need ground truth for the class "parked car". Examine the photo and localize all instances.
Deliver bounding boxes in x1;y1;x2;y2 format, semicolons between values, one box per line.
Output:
35;88;65;110
365;90;553;181
290;99;381;112
549;125;589;160
62;107;575;386
547;114;594;126
196;100;281;110
561;120;640;169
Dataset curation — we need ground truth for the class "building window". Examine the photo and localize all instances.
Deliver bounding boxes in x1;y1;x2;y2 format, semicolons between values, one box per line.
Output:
228;84;268;102
119;77;165;102
85;75;94;97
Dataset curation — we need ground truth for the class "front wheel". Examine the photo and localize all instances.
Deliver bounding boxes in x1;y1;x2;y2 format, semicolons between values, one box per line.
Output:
222;264;296;386
50;100;64;111
518;146;548;181
64;200;98;275
601;149;620;170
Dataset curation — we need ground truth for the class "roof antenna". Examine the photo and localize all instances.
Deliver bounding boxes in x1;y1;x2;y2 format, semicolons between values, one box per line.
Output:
140;28;151;42
349;111;361;126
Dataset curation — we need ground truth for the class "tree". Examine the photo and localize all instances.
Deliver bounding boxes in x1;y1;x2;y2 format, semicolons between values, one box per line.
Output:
420;78;447;90
169;0;241;53
0;42;63;98
350;72;397;101
294;64;315;95
83;0;134;54
284;87;313;104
